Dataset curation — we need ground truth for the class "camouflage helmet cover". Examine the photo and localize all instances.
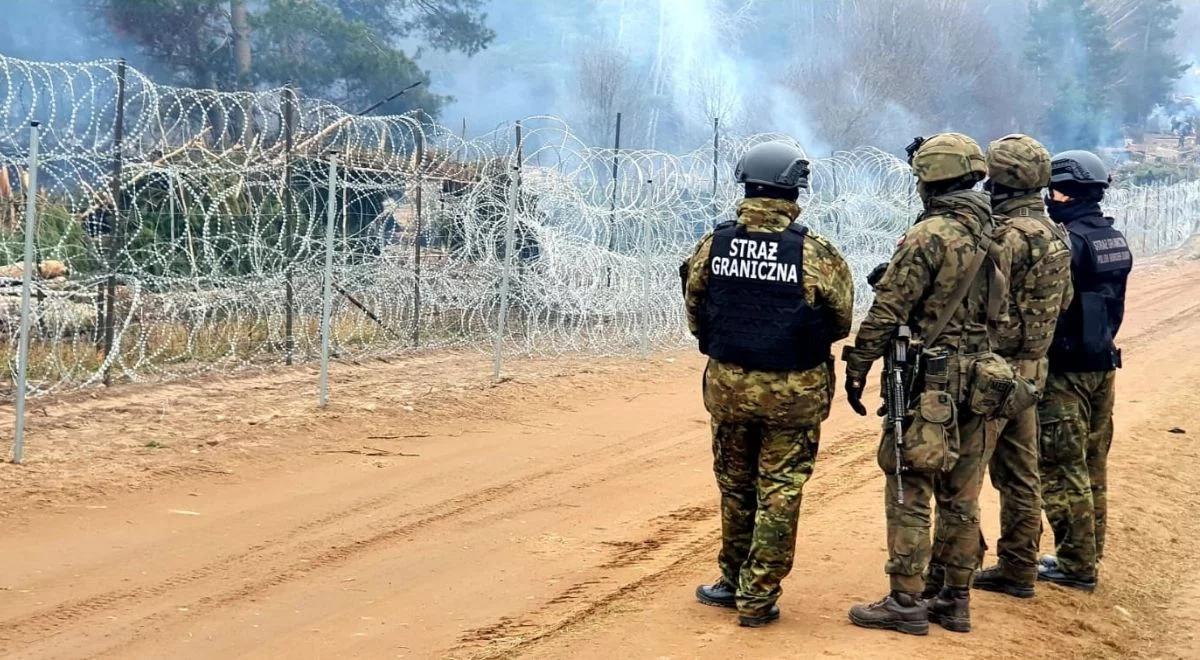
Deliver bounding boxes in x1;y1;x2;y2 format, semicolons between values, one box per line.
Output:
910;132;987;183
987;133;1051;190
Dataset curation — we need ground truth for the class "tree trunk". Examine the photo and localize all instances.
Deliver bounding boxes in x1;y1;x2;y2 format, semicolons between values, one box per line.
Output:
230;0;252;88
230;0;255;145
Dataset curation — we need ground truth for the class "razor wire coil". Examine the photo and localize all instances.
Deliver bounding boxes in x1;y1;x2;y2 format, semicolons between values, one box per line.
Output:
1;55;1198;397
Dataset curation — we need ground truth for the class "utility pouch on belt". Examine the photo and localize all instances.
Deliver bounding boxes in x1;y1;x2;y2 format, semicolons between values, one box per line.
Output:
1000;376;1039;419
901;390;960;472
998;359;1043;418
965;352;1017;419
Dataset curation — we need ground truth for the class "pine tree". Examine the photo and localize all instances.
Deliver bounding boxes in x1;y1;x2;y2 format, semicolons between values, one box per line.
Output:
88;0;495;117
1104;0;1188;126
1026;0;1124;149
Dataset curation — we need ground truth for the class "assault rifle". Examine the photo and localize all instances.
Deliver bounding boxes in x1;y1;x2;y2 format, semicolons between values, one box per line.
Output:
884;326;913;504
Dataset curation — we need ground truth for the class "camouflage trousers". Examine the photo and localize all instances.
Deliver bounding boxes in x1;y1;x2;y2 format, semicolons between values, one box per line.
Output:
986;404;1042;583
1038;369;1116;578
881;409;994;593
985;358;1047;585
712;420;820;616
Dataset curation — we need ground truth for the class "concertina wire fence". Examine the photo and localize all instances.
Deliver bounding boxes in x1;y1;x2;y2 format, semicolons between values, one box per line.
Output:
1;54;1198;400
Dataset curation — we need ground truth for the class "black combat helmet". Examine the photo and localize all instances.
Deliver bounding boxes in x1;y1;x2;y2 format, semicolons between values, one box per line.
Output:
1049;150;1111;189
734;141;811;190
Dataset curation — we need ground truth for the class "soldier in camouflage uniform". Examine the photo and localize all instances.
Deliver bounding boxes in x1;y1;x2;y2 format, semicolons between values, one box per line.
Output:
844;133;1003;635
972;135;1074;599
684;141;854;628
1037;150;1132;592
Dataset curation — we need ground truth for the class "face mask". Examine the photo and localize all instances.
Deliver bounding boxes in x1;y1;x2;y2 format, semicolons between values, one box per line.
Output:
1045;194;1101;223
916;181;933;207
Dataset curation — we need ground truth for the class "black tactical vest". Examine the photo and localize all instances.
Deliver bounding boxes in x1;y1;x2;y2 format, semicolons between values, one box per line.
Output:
700;221;831;372
1049;215;1133;372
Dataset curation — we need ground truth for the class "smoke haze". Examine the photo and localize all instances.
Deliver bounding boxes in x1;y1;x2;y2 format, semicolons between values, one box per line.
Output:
2;0;1198;153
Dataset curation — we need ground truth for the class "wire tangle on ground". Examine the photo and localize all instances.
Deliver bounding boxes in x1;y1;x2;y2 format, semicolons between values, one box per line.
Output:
1;55;1197;398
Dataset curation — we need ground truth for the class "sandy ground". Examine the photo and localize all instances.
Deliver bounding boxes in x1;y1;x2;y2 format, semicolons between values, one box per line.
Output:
1;250;1199;659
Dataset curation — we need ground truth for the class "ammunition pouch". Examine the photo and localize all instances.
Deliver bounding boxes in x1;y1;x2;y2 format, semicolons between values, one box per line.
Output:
919;347;951;395
900;390;960;472
998;357;1045;419
879;346;960;474
1000;376;1040;419
963;352;1019;419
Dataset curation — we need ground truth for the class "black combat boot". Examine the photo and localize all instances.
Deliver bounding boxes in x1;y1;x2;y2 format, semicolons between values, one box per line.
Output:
921;564;945;600
847;591;929;636
1037;565;1097;592
973;564;1035;599
926;586;971;632
695;578;737;608
1039;554;1058;571
738;605;780;628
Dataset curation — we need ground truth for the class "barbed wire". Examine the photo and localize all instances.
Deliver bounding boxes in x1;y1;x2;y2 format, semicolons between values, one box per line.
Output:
1;55;1197;398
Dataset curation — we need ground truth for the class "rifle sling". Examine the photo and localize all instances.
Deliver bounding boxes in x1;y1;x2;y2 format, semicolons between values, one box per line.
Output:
919;234;992;347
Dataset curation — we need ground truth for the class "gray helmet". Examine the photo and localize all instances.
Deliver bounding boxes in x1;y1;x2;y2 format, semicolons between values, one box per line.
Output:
1050;150;1110;188
734;141;810;189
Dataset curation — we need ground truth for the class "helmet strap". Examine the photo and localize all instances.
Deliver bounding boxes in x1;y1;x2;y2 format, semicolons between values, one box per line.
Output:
745;183;799;201
987;181;1038;204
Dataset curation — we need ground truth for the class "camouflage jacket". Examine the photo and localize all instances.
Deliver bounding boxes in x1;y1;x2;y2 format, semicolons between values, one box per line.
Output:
845;189;1004;380
994;195;1074;362
684;197;854;426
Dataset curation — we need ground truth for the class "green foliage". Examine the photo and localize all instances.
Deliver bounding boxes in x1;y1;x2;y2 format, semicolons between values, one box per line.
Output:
1111;0;1188;126
1025;0;1188;149
88;0;229;87
0;201;103;276
1118;160;1200;186
1026;0;1123;150
89;0;495;117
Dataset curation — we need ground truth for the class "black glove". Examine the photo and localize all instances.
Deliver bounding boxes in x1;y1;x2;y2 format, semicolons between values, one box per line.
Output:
866;262;889;289
845;374;867;416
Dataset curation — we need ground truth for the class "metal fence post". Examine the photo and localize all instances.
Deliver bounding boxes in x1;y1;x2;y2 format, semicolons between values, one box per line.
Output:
492;121;522;380
413;127;424;346
282;85;297;365
167;173;176;250
12;121;41;464
1157;184;1165;252
606;112;621;287
640;178;654;358
318;152;339;406
711;117;719;227
101;58;126;383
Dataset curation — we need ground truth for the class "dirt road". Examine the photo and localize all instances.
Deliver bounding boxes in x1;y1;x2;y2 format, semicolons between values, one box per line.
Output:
2;252;1199;659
